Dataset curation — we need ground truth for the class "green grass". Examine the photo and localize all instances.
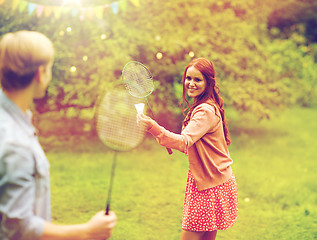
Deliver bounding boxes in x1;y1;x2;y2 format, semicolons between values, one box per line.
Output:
47;107;317;240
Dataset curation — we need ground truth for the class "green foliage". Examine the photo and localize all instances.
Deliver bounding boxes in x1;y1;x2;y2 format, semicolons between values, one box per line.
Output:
265;38;317;107
1;0;316;139
267;0;317;42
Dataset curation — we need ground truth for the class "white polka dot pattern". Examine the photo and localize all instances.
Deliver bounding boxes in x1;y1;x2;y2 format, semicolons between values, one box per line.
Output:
182;170;238;231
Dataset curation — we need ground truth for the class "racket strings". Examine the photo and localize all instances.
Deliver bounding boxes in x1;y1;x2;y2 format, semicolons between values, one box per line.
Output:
122;62;154;98
96;89;144;151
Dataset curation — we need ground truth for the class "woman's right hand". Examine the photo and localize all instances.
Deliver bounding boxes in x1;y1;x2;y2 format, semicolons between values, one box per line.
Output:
137;113;155;131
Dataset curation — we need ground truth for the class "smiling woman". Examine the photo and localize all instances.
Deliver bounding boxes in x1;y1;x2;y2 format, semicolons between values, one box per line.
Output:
137;58;237;240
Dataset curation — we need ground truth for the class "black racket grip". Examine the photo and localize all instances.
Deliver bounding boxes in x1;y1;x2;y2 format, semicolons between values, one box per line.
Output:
105;204;110;215
166;147;173;155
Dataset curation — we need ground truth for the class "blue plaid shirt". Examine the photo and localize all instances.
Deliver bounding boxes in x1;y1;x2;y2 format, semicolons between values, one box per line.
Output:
0;90;50;240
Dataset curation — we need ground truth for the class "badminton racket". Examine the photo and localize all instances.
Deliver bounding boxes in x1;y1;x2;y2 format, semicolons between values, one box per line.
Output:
95;86;145;215
122;61;173;155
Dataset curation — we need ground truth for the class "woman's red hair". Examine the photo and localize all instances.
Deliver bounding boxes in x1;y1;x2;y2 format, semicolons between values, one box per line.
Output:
181;58;231;145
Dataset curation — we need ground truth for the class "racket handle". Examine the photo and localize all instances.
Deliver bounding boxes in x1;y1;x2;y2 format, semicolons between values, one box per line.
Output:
166;147;173;155
105;204;110;215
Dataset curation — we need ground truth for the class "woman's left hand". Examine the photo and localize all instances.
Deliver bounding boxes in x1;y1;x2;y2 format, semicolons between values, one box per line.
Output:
137;113;154;131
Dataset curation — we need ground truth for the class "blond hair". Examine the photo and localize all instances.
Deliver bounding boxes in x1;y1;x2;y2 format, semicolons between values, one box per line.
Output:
0;30;54;91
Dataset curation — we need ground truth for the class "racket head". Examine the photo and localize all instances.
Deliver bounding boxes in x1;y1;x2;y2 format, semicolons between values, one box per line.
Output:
95;86;145;152
122;61;154;98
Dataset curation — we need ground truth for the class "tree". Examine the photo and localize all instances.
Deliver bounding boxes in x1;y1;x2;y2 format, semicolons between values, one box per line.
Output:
267;0;317;42
0;0;316;146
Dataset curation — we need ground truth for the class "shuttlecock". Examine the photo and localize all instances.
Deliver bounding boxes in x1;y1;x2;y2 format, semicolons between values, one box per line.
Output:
134;103;145;114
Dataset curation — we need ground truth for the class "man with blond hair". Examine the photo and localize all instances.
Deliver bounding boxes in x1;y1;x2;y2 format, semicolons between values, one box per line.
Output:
0;30;117;240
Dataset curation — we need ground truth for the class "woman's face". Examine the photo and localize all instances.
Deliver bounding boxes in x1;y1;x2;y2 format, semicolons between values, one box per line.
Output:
184;66;207;99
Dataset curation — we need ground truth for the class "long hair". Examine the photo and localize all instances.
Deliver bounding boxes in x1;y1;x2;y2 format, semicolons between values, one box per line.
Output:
181;57;231;145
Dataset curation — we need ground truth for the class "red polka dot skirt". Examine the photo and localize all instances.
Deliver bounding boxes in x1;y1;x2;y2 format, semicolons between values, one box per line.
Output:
182;170;238;232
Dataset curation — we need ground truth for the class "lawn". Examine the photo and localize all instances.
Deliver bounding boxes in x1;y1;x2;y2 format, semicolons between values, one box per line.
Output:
47;107;317;240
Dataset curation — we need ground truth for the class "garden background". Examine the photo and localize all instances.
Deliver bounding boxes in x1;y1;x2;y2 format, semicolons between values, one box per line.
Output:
0;0;316;239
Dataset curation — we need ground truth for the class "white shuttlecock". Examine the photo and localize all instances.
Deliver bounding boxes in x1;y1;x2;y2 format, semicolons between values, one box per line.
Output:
134;103;145;114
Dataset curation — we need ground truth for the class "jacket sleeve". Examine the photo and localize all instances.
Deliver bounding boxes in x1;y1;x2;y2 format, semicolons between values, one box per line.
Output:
148;104;220;154
0;143;45;240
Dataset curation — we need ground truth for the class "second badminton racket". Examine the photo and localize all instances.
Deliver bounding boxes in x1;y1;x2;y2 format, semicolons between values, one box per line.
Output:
122;61;173;155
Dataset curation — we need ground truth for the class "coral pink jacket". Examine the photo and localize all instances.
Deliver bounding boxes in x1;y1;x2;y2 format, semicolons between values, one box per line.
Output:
148;99;233;190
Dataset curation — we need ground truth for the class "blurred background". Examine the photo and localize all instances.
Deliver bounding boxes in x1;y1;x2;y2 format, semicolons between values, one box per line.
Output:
1;0;316;148
0;1;316;239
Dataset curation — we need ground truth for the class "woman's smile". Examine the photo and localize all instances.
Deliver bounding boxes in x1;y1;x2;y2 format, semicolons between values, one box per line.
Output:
185;66;207;98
